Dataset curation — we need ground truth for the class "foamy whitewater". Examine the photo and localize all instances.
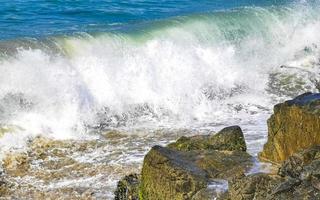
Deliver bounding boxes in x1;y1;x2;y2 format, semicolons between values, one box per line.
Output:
0;0;320;198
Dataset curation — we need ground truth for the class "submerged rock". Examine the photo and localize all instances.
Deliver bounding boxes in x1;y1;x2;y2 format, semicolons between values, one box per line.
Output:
0;136;140;199
259;92;320;163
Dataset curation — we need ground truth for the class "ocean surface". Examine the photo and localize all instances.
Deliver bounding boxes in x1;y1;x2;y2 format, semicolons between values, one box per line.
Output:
0;0;320;199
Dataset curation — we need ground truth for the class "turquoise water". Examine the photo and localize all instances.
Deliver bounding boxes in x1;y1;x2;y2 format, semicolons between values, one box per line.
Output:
1;0;286;40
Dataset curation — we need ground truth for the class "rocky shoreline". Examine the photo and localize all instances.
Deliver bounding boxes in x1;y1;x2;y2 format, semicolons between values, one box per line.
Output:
115;92;320;200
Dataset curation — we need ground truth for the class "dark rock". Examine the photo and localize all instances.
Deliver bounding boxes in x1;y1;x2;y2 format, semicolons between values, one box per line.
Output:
279;146;320;179
272;178;301;195
228;173;283;200
114;174;140;200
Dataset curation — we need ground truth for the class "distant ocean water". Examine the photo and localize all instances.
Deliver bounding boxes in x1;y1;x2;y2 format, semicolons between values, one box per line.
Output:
0;0;286;40
0;0;320;198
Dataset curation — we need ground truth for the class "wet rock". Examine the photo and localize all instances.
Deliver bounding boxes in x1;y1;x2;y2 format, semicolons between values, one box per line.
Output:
228;173;283;200
103;130;128;140
228;172;320;200
140;145;208;200
259;92;320;163
230;146;320;200
0;172;11;197
0;135;141;199
278;146;320;178
114;174;140;200
272;178;301;195
191;187;228;200
2;152;30;177
195;150;252;179
140;131;252;200
208;126;247;151
168;125;246;152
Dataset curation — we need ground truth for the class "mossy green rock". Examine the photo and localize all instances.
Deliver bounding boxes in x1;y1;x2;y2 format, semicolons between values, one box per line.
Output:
140;146;208;200
140;145;252;199
168;126;246;152
116;126;252;200
259;92;320;163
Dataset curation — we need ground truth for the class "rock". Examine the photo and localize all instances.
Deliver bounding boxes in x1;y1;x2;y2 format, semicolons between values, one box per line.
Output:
140;146;208;200
140;144;252;199
229;146;320;200
103;130;128;140
168;125;246;152
259;92;320;163
209;126;247;152
228;172;320;200
167;135;212;151
272;178;301;195
191;186;229;200
228;173;283;200
2;152;30;177
115;126;251;200
195;150;252;179
0;172;11;197
114;174;140;200
278;146;320;178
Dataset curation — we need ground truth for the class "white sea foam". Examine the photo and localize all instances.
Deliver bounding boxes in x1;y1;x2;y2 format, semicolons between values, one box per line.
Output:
0;2;319;150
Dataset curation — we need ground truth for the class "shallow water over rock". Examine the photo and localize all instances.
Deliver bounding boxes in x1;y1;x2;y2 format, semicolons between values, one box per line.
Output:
0;124;272;199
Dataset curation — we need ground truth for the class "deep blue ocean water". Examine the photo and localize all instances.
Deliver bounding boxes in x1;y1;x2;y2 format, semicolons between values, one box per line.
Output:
1;0;286;40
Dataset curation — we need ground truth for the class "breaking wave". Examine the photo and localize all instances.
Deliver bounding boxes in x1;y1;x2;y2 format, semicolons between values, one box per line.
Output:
0;1;319;141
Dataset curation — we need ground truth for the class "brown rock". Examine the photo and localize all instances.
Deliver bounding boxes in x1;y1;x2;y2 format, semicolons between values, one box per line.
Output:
259;92;320;163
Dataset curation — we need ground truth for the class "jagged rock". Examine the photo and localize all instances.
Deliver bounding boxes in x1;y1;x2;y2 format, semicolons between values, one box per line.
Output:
228;172;320;200
228;173;283;200
230;145;320;200
259;92;320;163
272;178;301;195
168;125;246;152
278;146;320;178
114;174;140;200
